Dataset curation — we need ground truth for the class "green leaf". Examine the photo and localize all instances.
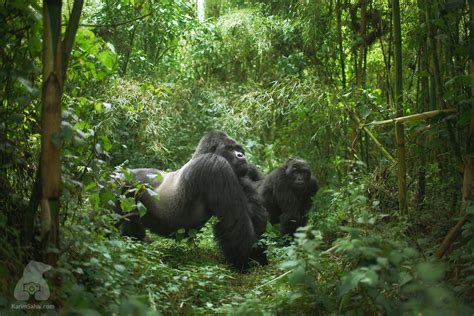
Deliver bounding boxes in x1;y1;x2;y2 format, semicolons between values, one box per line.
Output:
17;77;34;93
376;257;389;268
94;102;103;113
84;181;97;192
288;266;306;285
98;51;116;70
155;173;163;183
399;271;413;287
340;271;365;295
100;136;113;151
417;262;444;282
359;268;378;286
280;260;300;270
359;103;371;119
137;202;147;217
89;193;100;209
465;204;474;215
288;292;303;303
60;122;75;144
426;286;454;304
120;197;136;212
73;267;84;274
123;169;132;182
114;264;126;272
99;190;114;207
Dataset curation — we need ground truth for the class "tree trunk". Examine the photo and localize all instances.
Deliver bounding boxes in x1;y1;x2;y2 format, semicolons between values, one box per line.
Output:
121;25;137;76
392;0;408;214
416;0;430;209
197;0;205;22
336;0;346;89
356;0;367;90
41;0;63;266
39;0;84;266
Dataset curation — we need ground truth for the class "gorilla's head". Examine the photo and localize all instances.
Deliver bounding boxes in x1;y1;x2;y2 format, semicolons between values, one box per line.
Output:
194;131;249;177
284;158;311;190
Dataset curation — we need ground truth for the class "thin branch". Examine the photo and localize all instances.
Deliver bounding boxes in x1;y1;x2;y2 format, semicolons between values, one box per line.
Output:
352;112;396;163
254;269;293;290
434;215;468;258
363;109;457;127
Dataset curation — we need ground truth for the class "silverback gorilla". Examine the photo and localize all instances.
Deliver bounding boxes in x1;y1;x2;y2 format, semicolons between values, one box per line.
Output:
258;158;318;236
116;131;268;271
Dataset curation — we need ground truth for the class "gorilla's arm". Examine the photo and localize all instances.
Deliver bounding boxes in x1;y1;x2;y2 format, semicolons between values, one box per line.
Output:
279;175;319;235
309;176;319;195
129;168;165;187
114;168;164;240
258;169;281;223
301;176;319;211
239;177;268;265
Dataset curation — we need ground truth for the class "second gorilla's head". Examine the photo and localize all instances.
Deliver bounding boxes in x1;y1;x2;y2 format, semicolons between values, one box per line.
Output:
284;158;312;190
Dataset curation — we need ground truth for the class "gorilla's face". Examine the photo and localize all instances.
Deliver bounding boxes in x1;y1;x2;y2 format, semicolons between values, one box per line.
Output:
285;159;311;190
194;131;249;178
217;143;248;177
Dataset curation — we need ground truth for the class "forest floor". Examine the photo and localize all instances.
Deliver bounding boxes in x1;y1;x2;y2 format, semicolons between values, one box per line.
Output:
61;216;305;315
135;224;292;314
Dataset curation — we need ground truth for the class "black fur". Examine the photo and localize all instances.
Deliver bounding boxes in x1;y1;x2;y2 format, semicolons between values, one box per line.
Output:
246;164;264;181
258;158;318;236
116;132;268;271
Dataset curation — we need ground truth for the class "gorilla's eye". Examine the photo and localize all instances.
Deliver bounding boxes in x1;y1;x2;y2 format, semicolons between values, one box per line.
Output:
235;151;245;159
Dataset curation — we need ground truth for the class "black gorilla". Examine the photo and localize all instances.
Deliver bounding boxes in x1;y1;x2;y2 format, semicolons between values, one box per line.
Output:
116;131;268;270
258;158;318;236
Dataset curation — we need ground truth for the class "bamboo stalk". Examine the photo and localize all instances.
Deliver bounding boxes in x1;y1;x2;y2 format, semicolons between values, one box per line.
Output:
364;109;456;126
392;0;408;214
364;126;396;163
40;0;63;266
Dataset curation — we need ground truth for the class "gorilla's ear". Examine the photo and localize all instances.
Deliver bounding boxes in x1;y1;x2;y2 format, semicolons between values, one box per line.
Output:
282;159;294;175
215;142;227;151
285;158;296;167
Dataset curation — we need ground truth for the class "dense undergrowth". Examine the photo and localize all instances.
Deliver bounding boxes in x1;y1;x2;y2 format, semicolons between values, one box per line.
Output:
5;173;470;315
